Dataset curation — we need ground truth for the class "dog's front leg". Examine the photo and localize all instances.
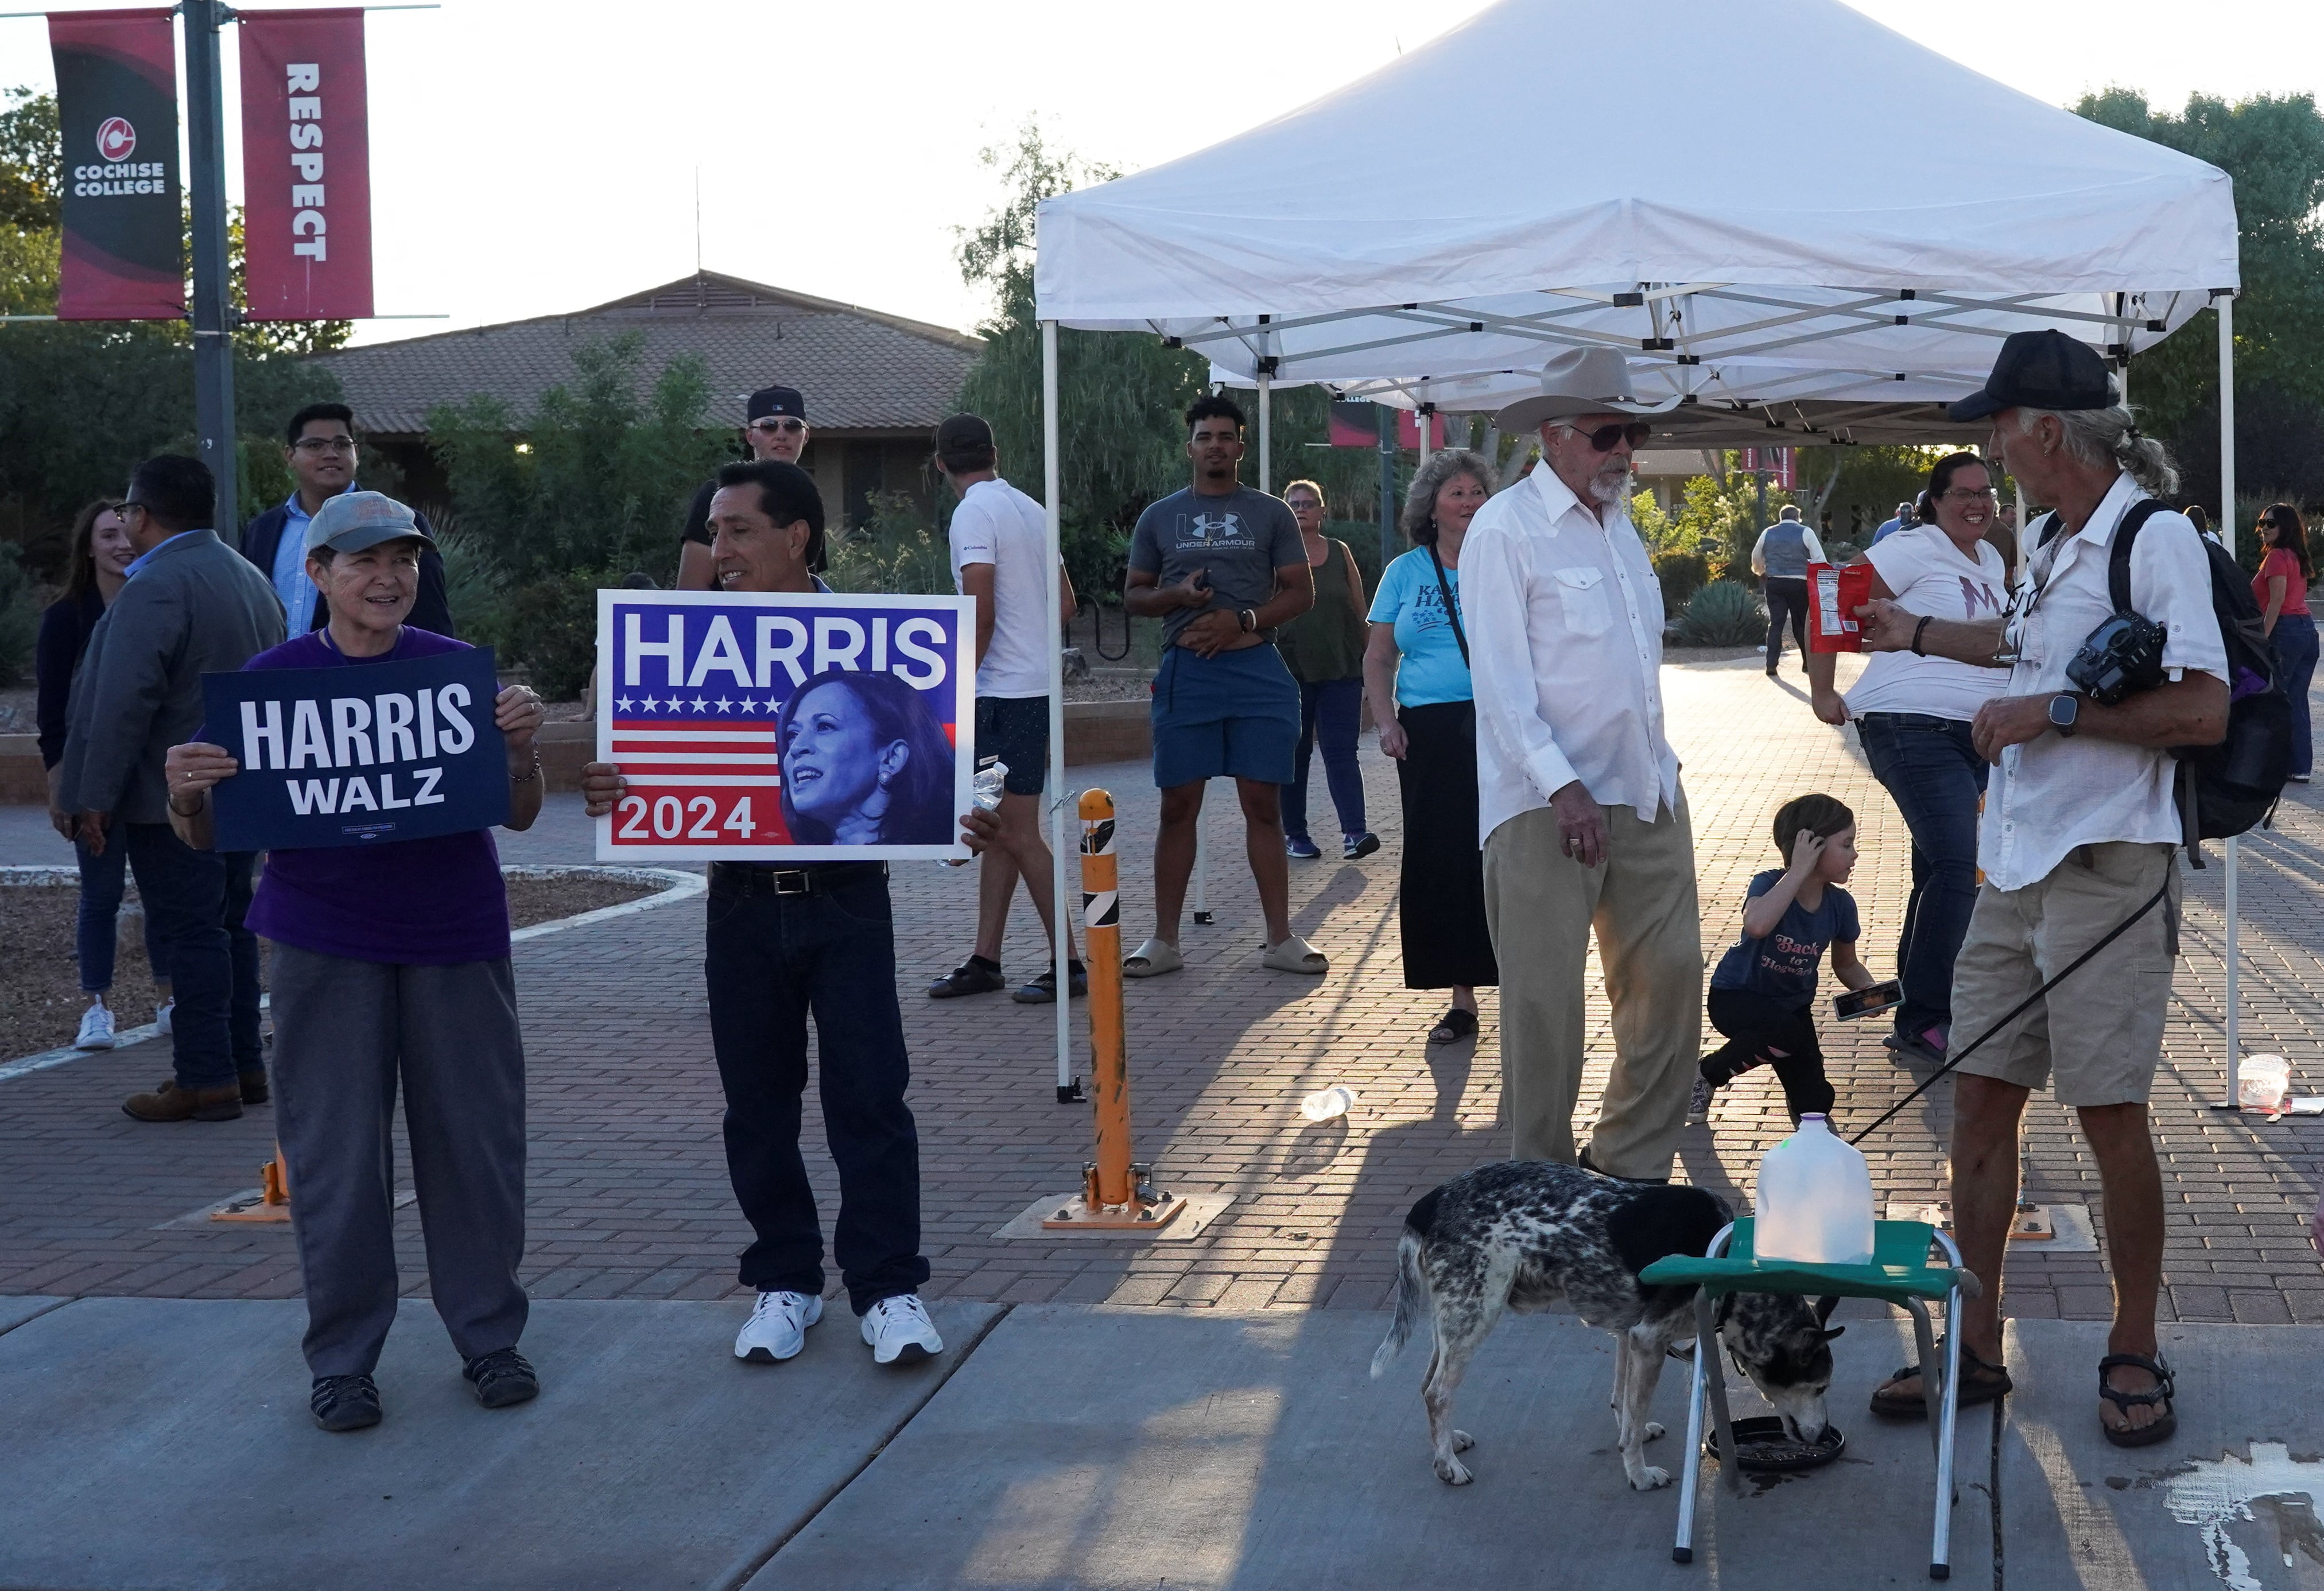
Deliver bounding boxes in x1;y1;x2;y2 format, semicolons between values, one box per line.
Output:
1615;1326;1673;1491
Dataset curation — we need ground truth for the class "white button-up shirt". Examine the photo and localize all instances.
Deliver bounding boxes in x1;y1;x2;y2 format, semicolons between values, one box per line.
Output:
1463;463;1679;847
1980;472;2227;891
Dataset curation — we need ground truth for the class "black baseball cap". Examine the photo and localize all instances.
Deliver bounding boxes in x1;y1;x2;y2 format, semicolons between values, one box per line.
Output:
934;413;994;453
1947;329;2114;422
746;385;806;423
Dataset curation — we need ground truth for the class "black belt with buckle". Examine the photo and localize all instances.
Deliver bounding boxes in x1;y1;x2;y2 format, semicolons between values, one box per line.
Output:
710;860;889;896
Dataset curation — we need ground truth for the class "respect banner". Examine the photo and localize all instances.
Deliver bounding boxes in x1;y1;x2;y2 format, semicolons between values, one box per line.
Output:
49;7;183;320
595;591;974;862
239;7;373;320
201;647;509;851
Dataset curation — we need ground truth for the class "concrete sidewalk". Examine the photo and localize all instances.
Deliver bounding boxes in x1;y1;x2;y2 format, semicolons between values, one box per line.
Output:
8;1294;2321;1589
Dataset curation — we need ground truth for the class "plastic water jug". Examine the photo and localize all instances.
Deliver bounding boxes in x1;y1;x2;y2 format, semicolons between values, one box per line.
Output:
2238;1054;2292;1116
1299;1086;1356;1122
1753;1114;1875;1266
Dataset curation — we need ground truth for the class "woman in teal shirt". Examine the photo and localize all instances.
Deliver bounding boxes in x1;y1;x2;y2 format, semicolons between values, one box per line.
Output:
1361;449;1500;1045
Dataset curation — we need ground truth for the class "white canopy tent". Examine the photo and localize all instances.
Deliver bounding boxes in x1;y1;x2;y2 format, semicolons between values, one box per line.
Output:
1026;0;2249;1103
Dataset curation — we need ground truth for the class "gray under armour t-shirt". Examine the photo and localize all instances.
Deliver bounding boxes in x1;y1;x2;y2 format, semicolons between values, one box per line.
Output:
1128;485;1305;646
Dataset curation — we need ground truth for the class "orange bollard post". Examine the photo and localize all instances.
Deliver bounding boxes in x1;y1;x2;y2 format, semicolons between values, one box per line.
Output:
211;1144;293;1223
1043;789;1184;1231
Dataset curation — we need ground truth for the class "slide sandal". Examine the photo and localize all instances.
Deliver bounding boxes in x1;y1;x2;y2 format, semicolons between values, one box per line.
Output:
1122;938;1184;979
1262;936;1328;975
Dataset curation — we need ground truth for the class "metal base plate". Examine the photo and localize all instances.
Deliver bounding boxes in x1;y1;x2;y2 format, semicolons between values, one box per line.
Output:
208;1194;292;1224
996;1191;1234;1242
1885;1200;2096;1252
1041;1193;1188;1232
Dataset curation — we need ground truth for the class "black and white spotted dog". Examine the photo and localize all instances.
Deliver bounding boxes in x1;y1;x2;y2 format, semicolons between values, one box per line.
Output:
1371;1161;1842;1491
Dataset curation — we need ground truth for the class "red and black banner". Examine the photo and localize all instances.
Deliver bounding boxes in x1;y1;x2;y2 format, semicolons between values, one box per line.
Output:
49;8;183;321
239;9;372;321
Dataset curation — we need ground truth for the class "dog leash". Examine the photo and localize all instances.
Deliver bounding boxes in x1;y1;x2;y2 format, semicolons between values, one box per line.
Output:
1845;876;2172;1146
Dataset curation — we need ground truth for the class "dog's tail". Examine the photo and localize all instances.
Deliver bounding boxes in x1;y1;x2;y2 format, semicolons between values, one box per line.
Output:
1370;1228;1429;1379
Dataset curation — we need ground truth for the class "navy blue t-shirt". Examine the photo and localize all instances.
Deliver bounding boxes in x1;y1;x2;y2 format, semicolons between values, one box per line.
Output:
1709;869;1860;1008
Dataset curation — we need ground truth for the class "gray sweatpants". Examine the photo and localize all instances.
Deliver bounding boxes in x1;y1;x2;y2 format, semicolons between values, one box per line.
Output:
269;942;529;1377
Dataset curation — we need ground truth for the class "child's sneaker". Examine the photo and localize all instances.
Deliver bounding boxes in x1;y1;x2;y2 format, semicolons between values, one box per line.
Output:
1687;1074;1717;1123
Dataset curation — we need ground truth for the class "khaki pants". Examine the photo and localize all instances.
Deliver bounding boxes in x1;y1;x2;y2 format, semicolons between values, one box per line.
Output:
1483;793;1703;1179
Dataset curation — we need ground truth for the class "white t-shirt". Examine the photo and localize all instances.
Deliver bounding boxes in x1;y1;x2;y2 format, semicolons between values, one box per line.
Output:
946;477;1054;699
1843;526;2013;722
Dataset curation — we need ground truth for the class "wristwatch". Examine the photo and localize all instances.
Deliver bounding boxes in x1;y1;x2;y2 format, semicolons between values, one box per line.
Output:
1238;608;1257;633
2048;693;2080;737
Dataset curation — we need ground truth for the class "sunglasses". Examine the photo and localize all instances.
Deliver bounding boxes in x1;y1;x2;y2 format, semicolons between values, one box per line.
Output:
1565;421;1654;452
748;417;806;434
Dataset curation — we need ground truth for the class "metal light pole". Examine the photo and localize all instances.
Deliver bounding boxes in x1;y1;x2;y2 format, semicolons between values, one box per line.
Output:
1377;404;1398;568
183;0;237;530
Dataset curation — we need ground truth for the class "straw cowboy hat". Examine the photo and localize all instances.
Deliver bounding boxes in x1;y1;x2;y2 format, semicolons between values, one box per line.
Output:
1490;346;1682;433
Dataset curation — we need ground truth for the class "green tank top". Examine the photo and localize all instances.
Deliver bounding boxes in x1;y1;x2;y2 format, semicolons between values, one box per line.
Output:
1275;540;1367;682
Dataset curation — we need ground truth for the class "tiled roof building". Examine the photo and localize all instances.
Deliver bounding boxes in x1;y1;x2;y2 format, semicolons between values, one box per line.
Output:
312;270;983;529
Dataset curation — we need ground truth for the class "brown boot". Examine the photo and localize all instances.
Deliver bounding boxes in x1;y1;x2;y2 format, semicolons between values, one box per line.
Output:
122;1081;244;1122
239;1068;270;1105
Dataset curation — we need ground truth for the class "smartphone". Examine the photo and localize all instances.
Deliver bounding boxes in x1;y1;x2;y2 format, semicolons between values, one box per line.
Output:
1833;980;1903;1021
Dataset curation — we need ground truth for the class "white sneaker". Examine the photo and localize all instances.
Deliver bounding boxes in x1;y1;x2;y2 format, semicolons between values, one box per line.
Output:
74;1004;117;1051
153;999;174;1037
860;1294;943;1365
734;1290;822;1363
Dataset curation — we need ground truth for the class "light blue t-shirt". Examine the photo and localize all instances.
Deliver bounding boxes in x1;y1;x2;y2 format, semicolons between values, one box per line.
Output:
1367;546;1472;707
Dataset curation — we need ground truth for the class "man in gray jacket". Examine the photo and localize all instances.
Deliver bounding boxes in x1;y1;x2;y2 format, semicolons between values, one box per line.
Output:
59;455;285;1122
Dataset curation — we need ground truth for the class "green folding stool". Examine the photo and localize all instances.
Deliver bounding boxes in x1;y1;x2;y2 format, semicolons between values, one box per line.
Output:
1639;1217;1976;1581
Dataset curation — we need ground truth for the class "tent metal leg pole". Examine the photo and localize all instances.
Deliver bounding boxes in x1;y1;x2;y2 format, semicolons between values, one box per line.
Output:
1042;319;1077;1103
2219;295;2240;1108
1258;370;1272;494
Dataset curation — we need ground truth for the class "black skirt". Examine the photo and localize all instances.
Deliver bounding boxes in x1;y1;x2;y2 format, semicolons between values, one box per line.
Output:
1395;700;1499;991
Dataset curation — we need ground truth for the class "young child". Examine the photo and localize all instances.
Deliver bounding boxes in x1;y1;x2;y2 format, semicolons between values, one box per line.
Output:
1691;793;1879;1125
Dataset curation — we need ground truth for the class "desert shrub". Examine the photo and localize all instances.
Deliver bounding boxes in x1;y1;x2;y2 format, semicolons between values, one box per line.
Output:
1675;579;1767;647
1652;549;1709;608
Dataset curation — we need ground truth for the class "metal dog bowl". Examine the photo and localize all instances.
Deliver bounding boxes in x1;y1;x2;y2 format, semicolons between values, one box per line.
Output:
1706;1416;1846;1472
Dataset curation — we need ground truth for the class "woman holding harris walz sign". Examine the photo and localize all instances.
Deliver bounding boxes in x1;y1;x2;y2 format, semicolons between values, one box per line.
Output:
164;491;550;1435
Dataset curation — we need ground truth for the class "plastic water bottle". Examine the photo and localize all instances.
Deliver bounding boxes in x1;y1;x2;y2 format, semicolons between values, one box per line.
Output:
1753;1113;1875;1265
1299;1085;1356;1122
942;762;1010;867
2238;1054;2292;1116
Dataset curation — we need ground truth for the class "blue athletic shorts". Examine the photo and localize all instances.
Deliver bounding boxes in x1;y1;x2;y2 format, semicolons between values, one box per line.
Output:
1150;644;1301;789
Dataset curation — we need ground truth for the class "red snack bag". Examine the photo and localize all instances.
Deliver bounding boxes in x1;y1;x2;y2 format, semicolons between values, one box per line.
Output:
1807;561;1875;653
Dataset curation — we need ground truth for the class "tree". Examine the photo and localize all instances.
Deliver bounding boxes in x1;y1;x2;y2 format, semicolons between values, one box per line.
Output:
425;332;731;698
2075;89;2324;518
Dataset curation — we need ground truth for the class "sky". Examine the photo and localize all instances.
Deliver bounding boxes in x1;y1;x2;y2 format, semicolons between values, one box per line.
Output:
3;0;2320;347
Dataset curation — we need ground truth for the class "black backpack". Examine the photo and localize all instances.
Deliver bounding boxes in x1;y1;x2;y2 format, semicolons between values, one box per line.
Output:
2035;500;2293;864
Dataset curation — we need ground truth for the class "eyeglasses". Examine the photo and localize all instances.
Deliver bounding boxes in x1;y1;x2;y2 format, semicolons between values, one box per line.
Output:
292;436;356;455
1938;486;1999;502
118;499;148;515
748;417;807;434
1562;421;1653;452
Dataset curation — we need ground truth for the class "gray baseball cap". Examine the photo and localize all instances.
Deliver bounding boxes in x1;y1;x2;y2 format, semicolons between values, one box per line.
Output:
304;490;434;556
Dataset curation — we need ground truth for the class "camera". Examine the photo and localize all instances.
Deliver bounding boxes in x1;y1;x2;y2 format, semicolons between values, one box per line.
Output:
2067;610;2167;705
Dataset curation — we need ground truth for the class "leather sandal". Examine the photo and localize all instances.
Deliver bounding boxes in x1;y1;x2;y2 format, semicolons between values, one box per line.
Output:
2098;1352;2177;1448
1428;1007;1479;1046
1869;1342;2011;1418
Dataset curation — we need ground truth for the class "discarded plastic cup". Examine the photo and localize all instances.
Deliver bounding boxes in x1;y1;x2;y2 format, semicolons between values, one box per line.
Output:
2238;1053;2292;1116
1299;1085;1356;1122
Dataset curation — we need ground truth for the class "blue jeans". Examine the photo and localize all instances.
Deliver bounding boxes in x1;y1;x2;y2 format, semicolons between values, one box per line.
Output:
1856;713;1987;1041
75;833;166;995
703;863;928;1314
1285;677;1366;842
121;825;261;1089
2273;613;2319;777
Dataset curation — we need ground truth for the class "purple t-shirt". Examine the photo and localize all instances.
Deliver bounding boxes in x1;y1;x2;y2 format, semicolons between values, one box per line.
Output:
233;627;511;965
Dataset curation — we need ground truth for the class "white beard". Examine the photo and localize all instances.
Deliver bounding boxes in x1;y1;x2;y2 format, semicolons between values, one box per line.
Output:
1587;467;1632;506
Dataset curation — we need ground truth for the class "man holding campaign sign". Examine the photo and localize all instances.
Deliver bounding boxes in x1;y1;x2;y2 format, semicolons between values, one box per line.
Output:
167;492;550;1435
583;460;957;1370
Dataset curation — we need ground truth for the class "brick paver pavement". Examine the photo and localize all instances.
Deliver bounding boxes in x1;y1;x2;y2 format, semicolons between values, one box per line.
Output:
3;653;2319;1329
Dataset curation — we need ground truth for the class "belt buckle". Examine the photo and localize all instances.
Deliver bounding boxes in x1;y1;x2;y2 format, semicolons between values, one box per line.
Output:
769;869;813;896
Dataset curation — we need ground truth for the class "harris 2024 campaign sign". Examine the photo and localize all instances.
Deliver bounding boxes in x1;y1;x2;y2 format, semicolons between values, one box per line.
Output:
202;647;509;852
595;591;974;863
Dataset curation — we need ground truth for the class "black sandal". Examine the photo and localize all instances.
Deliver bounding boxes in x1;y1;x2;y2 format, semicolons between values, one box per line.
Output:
1869;1343;2011;1418
1427;1007;1479;1046
2098;1353;2177;1448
